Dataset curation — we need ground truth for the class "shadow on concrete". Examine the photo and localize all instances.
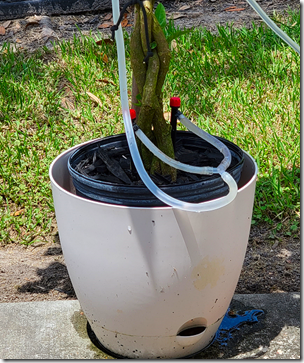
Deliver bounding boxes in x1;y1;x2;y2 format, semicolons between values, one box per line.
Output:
193;295;300;359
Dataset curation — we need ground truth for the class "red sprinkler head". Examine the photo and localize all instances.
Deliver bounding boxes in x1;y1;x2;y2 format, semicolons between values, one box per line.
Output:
170;97;181;108
130;109;136;121
170;98;181;151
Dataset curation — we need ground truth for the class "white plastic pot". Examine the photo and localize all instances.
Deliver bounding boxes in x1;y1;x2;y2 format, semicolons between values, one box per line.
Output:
49;141;257;359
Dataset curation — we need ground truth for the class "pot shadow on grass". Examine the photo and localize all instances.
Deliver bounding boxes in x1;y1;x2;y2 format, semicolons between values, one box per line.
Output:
17;246;76;298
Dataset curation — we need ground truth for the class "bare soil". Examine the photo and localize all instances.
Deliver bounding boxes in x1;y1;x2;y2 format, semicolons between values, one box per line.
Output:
0;0;300;303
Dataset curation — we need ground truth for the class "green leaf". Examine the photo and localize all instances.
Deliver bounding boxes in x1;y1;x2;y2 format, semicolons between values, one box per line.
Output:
150;41;157;50
155;3;167;29
290;224;298;231
167;29;192;43
135;93;142;107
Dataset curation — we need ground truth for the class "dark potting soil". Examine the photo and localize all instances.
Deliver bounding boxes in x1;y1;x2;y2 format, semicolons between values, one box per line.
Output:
74;137;240;187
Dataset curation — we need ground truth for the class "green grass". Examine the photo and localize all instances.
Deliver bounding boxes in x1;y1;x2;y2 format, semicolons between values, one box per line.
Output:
0;10;300;244
166;9;300;234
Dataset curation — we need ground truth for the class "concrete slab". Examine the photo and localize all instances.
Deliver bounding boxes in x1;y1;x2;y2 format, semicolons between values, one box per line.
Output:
0;300;99;359
0;293;300;359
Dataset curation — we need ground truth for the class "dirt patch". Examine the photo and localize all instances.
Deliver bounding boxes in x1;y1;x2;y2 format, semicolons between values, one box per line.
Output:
0;0;300;52
237;225;300;294
0;239;75;302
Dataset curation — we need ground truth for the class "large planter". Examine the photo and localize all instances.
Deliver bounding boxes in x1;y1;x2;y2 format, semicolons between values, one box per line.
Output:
49;138;257;359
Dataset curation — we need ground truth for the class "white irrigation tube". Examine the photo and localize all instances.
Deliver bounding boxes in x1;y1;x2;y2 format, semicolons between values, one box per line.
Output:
177;113;231;173
135;128;215;175
112;0;237;212
135;112;232;175
246;0;300;54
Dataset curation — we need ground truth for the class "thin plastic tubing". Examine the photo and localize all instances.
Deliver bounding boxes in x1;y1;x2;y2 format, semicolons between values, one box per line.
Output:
177;113;231;173
135;128;216;175
135;112;232;175
246;0;300;54
112;0;237;212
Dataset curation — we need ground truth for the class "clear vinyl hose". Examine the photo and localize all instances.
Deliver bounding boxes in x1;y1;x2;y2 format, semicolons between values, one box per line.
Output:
112;0;237;212
245;0;300;54
135;128;216;176
135;112;232;175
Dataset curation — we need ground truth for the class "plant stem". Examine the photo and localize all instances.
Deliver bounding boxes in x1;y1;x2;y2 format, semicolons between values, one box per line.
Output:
130;0;176;180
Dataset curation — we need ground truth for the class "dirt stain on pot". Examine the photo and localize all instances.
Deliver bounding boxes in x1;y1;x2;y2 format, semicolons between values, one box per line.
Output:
71;310;114;359
192;256;225;290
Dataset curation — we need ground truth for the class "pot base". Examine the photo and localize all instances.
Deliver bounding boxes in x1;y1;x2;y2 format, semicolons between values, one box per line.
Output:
87;322;127;359
86;318;221;359
87;321;217;359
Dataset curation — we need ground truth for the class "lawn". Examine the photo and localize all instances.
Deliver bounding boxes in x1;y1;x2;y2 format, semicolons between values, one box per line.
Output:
0;9;300;244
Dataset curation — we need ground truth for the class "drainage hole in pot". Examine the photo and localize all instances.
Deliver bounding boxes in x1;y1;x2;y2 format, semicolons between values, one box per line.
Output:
177;326;206;337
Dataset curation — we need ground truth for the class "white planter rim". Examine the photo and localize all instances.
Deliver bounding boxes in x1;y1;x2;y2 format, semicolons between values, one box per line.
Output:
49;139;257;211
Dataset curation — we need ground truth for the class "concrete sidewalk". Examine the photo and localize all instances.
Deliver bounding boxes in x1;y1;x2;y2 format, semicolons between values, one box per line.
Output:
0;293;300;359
